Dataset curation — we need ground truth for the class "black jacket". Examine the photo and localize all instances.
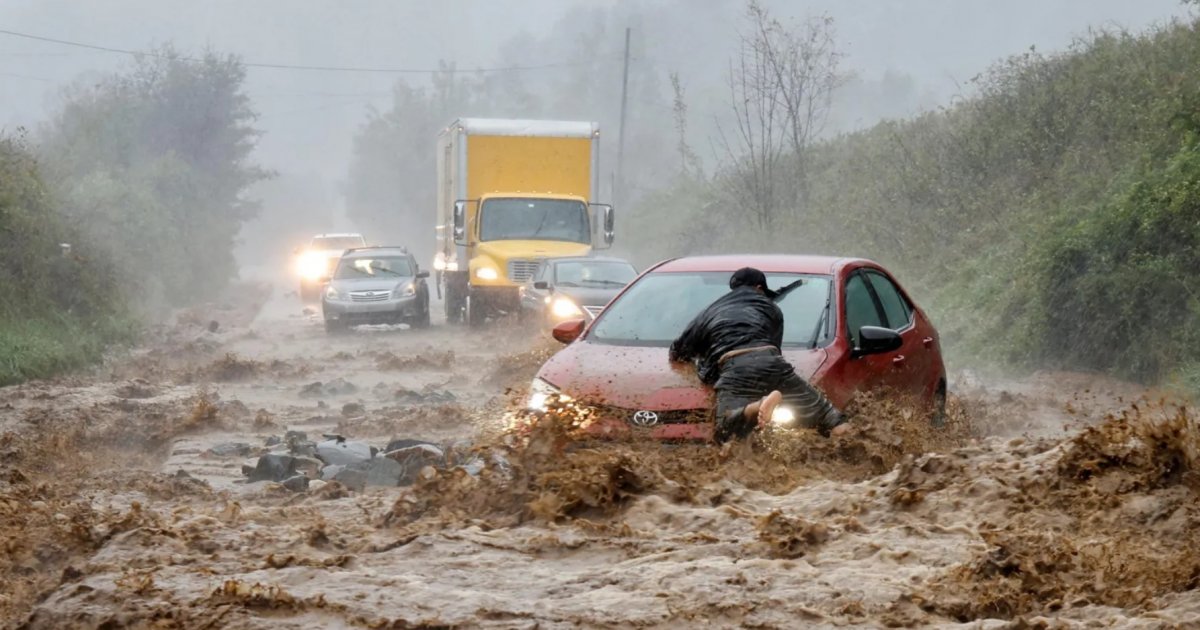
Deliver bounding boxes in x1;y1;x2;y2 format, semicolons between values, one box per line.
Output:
669;286;784;384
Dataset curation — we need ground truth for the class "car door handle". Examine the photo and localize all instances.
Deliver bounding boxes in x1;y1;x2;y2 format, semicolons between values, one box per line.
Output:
922;337;934;348
892;355;907;366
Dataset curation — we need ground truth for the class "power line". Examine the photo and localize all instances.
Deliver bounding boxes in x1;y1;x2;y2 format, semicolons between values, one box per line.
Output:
0;28;608;75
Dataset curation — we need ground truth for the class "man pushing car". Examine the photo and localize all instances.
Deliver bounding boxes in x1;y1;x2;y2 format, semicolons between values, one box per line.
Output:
669;267;849;442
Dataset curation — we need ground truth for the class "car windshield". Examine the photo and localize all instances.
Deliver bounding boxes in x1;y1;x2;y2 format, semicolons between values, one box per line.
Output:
313;236;365;250
334;256;412;279
589;271;832;347
479;198;590;244
554;261;637;288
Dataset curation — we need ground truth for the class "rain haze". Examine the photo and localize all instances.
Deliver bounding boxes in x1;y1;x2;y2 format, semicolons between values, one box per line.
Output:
3;1;1200;628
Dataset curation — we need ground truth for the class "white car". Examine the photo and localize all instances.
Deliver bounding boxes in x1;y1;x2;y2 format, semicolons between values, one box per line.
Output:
295;233;366;302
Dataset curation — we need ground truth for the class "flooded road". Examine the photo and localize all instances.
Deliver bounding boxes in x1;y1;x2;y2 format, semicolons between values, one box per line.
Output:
2;282;1198;629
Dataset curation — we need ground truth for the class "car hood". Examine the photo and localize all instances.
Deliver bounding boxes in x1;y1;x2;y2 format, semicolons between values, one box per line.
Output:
537;341;828;411
329;277;411;292
554;286;623;307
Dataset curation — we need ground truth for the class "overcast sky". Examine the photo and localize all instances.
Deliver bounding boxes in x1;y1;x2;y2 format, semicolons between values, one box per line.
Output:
2;0;1192;211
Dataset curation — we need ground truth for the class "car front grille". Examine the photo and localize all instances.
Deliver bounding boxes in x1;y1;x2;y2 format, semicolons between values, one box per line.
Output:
507;259;539;283
590;405;710;426
349;290;390;302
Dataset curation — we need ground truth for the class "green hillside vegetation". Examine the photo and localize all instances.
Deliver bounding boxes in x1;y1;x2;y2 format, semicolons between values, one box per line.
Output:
625;17;1200;391
0;49;265;385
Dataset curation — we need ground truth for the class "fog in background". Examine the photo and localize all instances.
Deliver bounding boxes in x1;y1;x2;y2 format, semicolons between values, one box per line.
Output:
1;0;1189;273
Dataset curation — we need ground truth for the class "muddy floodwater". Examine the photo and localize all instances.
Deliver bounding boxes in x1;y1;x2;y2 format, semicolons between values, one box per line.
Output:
2;283;1198;629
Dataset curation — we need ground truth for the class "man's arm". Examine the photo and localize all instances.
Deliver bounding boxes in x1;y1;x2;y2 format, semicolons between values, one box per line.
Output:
768;302;785;349
669;310;708;363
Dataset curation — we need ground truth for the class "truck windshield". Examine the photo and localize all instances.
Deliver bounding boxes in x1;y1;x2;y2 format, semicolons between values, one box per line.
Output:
479;198;590;244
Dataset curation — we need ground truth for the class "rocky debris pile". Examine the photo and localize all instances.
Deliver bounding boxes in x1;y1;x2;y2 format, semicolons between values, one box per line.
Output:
239;430;480;493
299;378;358;399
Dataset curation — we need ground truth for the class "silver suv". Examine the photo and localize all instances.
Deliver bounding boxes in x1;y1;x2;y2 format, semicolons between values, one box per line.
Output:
321;247;431;333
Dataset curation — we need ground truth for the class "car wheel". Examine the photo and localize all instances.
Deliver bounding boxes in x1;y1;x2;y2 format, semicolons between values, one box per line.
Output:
466;293;485;328
414;300;431;328
930;383;947;428
444;285;463;325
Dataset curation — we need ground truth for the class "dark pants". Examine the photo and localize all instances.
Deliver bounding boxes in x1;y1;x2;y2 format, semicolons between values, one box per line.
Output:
712;349;843;443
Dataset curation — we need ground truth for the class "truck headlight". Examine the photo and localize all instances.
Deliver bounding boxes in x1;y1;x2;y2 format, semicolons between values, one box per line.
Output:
527;377;570;411
433;257;447;271
550;296;583;318
476;266;499;281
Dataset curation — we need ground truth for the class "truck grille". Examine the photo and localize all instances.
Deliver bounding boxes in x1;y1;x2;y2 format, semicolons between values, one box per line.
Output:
349;290;390;302
507;259;539;283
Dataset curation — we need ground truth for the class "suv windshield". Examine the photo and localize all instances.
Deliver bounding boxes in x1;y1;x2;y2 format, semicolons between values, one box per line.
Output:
334;256;412;279
312;236;365;250
479;198;590;244
555;261;637;288
589;272;832;346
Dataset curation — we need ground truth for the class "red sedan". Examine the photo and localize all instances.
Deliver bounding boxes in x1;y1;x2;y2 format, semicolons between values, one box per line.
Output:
528;255;946;440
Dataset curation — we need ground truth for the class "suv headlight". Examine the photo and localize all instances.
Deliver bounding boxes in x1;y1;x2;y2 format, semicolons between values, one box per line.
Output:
550;296;583;318
395;282;416;298
324;285;341;301
527;377;570;411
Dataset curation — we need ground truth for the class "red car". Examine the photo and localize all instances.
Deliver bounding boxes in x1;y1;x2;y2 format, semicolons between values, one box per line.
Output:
528;255;946;440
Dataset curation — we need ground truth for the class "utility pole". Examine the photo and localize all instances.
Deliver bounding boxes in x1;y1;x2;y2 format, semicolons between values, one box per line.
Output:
615;26;631;208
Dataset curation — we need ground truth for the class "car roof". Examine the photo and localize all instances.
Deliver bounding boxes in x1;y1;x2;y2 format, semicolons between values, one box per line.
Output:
651;254;870;275
343;246;409;257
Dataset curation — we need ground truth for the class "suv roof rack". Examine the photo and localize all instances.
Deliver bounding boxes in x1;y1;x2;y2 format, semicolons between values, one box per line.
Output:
342;245;409;255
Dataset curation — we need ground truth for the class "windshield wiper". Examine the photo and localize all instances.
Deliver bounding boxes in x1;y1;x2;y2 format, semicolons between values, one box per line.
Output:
582;279;627;287
807;288;833;349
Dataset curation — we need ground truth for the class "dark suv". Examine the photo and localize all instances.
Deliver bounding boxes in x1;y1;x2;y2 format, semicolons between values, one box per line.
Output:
321;247;431;333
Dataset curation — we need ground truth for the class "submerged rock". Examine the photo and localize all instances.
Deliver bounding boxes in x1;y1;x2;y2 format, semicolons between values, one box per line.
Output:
208;442;252;458
281;475;309;493
247;453;298;482
316;438;373;466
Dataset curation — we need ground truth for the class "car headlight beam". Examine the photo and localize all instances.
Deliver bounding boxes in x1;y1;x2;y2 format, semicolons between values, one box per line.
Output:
550;296;583;319
298;253;328;280
527;377;570;411
770;406;797;428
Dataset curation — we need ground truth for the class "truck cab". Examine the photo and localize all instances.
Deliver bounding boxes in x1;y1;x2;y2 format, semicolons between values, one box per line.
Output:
435;119;615;326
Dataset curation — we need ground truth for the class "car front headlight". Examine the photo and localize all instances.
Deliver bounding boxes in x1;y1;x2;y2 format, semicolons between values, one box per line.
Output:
527;377;570;411
770;406;797;428
298;252;327;280
395;282;416;298
475;266;499;281
550;296;583;319
324;285;341;301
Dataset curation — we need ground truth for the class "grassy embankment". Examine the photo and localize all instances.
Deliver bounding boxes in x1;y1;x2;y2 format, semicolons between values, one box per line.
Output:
627;17;1200;394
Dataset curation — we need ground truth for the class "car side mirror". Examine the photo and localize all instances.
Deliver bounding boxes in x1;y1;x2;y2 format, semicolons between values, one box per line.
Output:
453;200;467;245
854;326;902;357
589;203;614;249
603;205;615;246
416;271;430;279
533;281;549;290
552;318;586;344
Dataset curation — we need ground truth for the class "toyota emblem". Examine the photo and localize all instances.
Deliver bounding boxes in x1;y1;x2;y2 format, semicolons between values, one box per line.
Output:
631;410;660;427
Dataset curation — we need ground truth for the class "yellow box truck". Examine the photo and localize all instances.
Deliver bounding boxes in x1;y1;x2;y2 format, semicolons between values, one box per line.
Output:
434;118;614;326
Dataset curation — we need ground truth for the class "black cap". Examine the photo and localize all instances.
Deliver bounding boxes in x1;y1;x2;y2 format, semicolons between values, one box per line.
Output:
729;267;776;298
